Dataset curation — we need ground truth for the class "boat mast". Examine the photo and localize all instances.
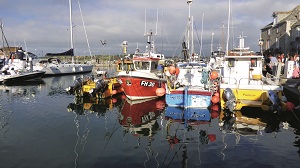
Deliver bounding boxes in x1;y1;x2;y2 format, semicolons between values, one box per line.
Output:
226;0;231;55
187;0;192;60
69;0;74;63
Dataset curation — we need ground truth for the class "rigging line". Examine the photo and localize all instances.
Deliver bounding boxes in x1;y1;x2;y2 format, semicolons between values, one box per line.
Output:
172;22;191;58
77;0;92;58
166;144;184;168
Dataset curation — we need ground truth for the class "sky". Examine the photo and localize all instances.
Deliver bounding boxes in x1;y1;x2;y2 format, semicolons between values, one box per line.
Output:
0;0;299;58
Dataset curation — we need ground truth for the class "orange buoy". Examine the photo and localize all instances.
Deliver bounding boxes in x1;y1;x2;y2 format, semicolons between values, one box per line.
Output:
211;104;219;111
210;71;218;80
156;100;166;110
208;134;216;142
156;87;166;97
112;98;117;103
175;68;180;75
112;90;117;95
121;94;126;99
210;110;219;119
169;65;176;74
211;95;220;104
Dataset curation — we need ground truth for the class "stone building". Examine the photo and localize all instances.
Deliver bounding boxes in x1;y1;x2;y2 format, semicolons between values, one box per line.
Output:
261;5;300;56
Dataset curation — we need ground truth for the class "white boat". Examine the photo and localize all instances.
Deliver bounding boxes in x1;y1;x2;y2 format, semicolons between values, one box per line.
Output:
0;22;46;84
36;0;93;76
0;66;45;84
219;34;286;111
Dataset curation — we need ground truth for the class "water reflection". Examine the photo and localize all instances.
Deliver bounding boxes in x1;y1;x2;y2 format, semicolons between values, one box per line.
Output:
163;106;217;167
67;95;124;168
119;98;165;145
219;108;300;160
119;98;165;167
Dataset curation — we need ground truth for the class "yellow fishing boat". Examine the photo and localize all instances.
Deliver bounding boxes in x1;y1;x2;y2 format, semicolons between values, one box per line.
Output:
219;35;286;111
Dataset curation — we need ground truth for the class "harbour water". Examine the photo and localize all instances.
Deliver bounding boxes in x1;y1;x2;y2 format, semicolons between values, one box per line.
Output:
0;68;300;168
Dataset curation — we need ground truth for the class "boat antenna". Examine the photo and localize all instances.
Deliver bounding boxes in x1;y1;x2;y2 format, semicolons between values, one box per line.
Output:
211;26;214;55
24;39;28;51
155;9;158;36
144;9;147;36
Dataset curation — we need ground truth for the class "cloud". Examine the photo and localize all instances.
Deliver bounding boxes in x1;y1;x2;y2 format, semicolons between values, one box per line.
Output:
1;0;299;57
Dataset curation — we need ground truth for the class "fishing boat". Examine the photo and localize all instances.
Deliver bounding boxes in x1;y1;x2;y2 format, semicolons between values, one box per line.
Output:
165;0;219;108
66;75;123;99
36;0;93;76
219;34;285;112
117;30;166;100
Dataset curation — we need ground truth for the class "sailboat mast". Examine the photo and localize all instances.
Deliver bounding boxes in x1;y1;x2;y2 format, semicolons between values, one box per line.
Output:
69;0;74;63
187;0;192;59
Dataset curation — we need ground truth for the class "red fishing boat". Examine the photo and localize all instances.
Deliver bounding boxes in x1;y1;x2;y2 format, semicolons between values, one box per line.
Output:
117;31;166;100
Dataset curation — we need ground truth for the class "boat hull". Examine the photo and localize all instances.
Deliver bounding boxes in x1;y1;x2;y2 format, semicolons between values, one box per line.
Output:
42;64;93;76
118;72;166;100
220;84;284;111
2;71;45;84
166;87;212;108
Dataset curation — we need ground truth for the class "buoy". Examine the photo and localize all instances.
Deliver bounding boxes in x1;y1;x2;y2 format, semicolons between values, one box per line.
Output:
210;110;219;119
208;134;216;142
112;90;117;95
286;102;295;112
121;94;126;99
156;87;166;97
211;95;220;104
175;68;180;75
156;100;166;109
169;65;176;74
210;71;218;80
213;92;220;97
112;98;117;103
211;104;219;111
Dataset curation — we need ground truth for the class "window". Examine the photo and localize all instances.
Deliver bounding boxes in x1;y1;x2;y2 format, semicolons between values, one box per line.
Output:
228;58;235;67
250;58;257;67
266;40;270;49
276;38;279;48
268;29;271;35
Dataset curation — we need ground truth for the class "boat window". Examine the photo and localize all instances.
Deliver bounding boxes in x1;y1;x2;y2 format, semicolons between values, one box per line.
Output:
150;62;158;70
228;58;235;67
134;61;149;70
250;58;257;67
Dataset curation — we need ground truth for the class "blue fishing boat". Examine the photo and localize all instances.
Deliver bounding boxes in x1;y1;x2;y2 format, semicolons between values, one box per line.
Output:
164;0;219;108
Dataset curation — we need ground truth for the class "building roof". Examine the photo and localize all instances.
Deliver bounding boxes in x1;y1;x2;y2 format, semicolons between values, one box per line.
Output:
262;5;300;29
